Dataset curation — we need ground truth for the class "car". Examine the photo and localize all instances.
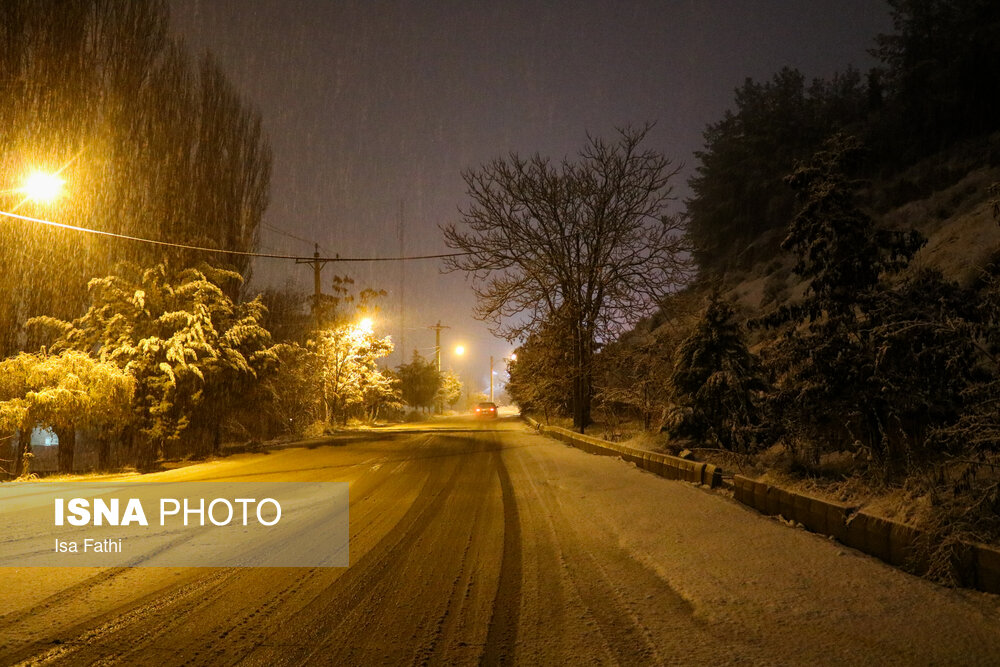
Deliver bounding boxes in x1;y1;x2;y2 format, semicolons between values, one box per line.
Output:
473;402;498;418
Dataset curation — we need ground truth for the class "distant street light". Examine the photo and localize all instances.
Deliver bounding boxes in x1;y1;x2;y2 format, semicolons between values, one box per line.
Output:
358;317;374;334
21;171;65;203
454;345;465;356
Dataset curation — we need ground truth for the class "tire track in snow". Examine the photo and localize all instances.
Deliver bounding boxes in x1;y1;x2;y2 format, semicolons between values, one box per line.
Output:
479;441;523;666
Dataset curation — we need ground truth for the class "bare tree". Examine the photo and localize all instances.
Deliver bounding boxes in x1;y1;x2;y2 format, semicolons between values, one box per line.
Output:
443;125;692;430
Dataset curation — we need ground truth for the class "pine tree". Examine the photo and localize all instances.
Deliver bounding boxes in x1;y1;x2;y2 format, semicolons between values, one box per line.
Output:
667;295;763;453
761;135;975;474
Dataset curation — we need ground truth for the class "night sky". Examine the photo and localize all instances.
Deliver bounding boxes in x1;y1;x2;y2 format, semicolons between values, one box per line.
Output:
168;0;891;394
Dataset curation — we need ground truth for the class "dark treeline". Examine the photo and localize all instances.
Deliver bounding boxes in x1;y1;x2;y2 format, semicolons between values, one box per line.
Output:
688;0;1000;274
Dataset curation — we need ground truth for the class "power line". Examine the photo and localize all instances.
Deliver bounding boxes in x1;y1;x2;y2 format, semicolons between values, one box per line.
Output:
262;222;334;256
0;209;471;263
262;221;314;246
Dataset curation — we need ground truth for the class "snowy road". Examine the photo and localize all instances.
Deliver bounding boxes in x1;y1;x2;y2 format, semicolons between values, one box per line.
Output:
1;416;998;665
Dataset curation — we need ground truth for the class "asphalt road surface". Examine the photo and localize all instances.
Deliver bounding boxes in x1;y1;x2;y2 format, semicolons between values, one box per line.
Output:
1;416;999;666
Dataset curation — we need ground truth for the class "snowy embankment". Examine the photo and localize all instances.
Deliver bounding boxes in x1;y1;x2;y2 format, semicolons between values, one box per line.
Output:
522;414;1000;596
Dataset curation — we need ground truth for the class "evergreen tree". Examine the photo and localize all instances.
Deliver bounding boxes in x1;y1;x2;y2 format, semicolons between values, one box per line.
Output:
874;0;1000;157
687;68;870;271
396;352;440;412
667;295;763;453
760;135;975;474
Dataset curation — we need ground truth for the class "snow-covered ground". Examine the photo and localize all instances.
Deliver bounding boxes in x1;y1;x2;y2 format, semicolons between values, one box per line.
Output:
0;418;997;665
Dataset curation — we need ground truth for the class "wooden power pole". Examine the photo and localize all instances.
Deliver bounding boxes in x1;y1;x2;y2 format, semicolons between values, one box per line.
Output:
296;243;336;423
428;320;450;372
429;320;450;414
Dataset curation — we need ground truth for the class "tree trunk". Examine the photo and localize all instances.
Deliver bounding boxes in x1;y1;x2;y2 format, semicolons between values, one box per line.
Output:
572;327;593;433
13;428;31;478
97;437;111;471
55;425;75;473
137;436;158;472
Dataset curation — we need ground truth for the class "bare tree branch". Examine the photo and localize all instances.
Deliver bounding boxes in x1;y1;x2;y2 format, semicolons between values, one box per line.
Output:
442;125;694;428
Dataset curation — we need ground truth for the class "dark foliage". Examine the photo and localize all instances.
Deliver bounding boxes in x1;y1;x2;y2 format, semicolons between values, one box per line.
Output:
666;295;764;454
873;0;1000;160
689;1;1000;274
687;67;871;272
396;351;440;412
757;136;981;476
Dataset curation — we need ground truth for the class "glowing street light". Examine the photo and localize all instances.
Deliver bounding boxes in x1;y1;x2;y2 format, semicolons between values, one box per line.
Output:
454;345;465;356
357;317;374;334
21;171;65;203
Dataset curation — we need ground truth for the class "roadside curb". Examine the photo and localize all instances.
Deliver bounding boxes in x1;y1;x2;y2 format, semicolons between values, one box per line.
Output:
734;474;1000;595
521;414;1000;596
522;417;721;488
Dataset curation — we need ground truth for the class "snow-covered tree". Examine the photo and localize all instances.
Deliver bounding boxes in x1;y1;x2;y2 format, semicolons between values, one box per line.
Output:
667;295;764;454
435;370;464;410
30;263;278;464
0;351;133;473
315;320;396;424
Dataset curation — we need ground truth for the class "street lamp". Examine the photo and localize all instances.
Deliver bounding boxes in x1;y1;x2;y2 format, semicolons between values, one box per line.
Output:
454;345;465;356
357;317;374;334
21;171;65;203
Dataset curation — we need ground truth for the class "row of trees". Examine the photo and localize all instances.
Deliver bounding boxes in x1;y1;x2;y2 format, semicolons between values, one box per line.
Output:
0;1;469;477
507;132;998;499
0;261;469;475
2;263;278;473
494;2;1000;495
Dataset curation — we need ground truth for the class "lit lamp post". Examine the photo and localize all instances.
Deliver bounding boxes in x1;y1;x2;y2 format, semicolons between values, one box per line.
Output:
3;170;65;209
21;171;65;204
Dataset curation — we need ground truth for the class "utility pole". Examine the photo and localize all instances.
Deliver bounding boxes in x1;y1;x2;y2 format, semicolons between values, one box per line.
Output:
429;320;450;415
428;320;450;372
398;201;405;366
296;243;337;332
490;355;494;402
296;243;336;424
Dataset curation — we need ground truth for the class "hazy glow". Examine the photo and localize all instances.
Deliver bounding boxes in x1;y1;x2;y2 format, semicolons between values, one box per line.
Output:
454;345;465;356
22;171;64;203
357;317;374;334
